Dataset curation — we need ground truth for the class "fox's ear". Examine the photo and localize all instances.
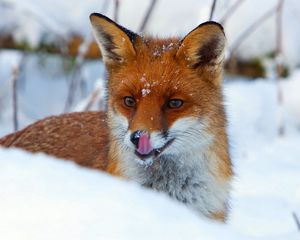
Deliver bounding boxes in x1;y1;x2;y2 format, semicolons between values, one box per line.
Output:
176;21;226;69
90;13;138;66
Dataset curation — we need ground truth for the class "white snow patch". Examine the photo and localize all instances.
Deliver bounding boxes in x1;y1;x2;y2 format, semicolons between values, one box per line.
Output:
141;88;151;97
0;148;241;240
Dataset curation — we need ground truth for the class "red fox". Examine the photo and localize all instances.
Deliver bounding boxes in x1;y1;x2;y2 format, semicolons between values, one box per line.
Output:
0;13;232;221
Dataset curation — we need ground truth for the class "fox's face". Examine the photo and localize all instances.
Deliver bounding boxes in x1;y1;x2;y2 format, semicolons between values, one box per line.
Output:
90;14;226;165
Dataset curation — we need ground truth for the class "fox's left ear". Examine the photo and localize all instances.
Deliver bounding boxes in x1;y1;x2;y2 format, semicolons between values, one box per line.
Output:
90;13;138;66
176;21;226;69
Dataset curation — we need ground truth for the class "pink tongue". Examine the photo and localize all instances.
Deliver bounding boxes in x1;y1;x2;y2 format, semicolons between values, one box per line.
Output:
137;133;153;155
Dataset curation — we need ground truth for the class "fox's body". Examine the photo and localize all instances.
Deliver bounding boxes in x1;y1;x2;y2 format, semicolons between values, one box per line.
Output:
0;14;232;221
0;112;109;169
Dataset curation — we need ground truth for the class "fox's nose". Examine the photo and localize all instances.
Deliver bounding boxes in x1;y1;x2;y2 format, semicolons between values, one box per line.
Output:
130;130;153;155
130;130;144;147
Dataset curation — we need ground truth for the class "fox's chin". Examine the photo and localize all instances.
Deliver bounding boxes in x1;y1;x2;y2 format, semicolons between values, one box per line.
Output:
133;156;154;167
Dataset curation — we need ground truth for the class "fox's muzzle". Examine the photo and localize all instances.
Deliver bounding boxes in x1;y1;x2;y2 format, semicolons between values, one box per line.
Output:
130;131;153;155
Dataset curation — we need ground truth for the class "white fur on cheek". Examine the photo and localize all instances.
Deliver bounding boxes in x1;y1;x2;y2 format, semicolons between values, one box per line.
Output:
124;130;135;149
150;131;167;149
170;117;206;132
164;117;214;156
109;112;128;142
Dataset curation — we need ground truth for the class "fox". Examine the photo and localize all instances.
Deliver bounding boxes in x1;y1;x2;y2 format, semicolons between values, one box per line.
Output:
0;13;232;221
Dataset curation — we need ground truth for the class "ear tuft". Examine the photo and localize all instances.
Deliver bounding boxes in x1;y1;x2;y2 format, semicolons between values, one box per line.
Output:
90;13;138;65
176;21;226;68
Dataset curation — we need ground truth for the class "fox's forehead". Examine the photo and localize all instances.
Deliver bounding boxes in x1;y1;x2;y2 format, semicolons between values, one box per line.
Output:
111;67;204;105
136;37;181;58
111;38;194;91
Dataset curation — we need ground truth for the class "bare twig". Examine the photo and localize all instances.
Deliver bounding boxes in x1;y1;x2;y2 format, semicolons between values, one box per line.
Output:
114;0;120;22
209;0;217;21
63;0;110;112
72;78;105;112
84;88;102;111
64;37;92;112
229;4;277;58
275;0;285;136
64;69;81;113
139;0;158;32
11;54;26;131
275;0;284;70
12;67;19;131
219;0;246;24
292;212;300;231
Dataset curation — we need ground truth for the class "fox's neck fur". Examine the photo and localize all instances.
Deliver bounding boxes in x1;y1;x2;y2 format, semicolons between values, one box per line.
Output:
122;147;229;219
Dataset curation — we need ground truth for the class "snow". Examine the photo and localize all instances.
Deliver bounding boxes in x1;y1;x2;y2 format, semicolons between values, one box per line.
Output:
0;148;241;240
281;70;300;130
141;88;151;97
223;77;300;238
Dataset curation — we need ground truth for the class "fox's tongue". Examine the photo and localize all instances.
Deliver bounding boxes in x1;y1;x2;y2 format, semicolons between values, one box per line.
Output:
137;133;153;155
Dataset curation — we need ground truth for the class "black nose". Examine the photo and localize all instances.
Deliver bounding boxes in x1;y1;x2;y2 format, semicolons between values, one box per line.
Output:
130;130;144;147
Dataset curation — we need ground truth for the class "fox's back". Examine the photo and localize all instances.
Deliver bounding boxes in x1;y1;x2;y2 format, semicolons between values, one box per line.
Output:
0;111;109;170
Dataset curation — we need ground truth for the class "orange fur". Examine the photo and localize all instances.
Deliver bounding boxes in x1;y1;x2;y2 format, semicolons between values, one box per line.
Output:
0;112;109;170
0;14;232;222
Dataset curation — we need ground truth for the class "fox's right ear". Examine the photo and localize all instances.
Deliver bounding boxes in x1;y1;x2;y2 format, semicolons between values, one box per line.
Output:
90;13;138;66
176;21;226;69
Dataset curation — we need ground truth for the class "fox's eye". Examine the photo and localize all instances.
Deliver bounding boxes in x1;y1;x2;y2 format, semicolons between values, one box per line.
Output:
168;99;183;109
124;96;136;108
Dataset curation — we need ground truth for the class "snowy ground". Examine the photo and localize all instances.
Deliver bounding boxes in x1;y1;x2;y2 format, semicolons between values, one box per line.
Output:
225;79;300;239
0;50;300;239
0;149;242;240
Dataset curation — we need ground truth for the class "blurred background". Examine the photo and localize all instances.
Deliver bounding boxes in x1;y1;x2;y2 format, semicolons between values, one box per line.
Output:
0;0;300;237
0;0;300;136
